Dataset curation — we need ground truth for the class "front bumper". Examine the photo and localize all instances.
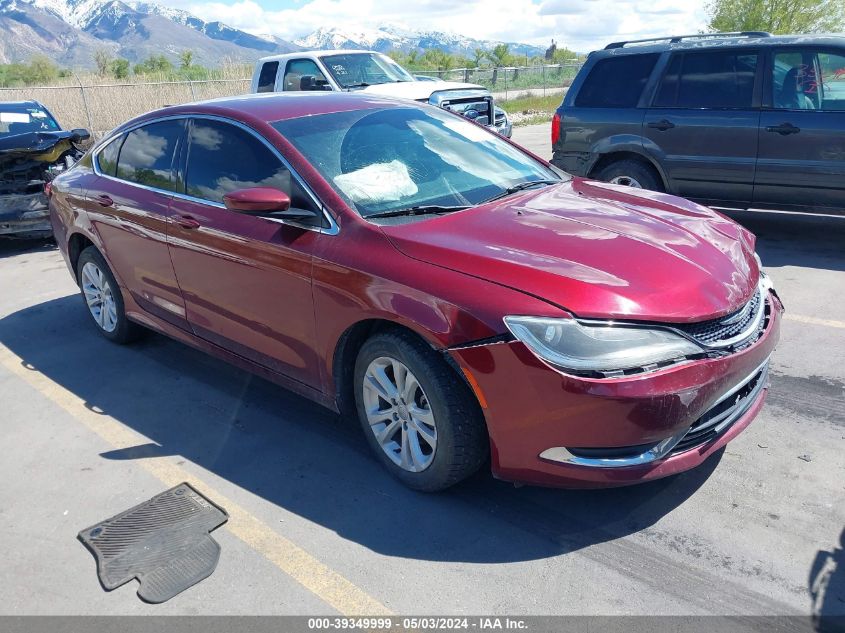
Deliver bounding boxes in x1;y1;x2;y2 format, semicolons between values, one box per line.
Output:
449;292;783;488
0;191;51;238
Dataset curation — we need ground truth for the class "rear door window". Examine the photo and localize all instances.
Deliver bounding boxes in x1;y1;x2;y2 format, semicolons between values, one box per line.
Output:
574;54;659;108
184;118;314;211
115;119;184;191
256;61;279;93
654;50;758;109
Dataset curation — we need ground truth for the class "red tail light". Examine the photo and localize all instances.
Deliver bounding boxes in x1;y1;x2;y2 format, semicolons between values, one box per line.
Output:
44;181;53;197
551;112;561;146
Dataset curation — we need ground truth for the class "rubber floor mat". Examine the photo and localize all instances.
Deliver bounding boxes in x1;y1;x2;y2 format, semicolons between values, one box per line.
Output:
78;482;228;603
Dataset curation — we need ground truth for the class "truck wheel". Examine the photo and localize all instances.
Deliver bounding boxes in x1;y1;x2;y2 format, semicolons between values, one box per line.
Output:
597;159;663;192
354;330;488;491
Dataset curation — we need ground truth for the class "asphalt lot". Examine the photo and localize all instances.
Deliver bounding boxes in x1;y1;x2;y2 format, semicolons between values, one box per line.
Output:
0;124;843;619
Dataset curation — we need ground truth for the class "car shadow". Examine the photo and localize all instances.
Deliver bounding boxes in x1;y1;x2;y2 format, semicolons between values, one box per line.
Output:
809;526;845;631
723;210;845;273
0;237;56;260
0;295;723;564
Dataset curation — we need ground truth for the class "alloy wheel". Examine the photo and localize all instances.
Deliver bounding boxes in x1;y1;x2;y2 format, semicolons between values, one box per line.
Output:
362;356;437;472
81;261;118;333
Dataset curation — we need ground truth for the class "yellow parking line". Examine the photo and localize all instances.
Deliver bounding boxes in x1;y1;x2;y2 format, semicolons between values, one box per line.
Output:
0;343;391;616
784;313;845;329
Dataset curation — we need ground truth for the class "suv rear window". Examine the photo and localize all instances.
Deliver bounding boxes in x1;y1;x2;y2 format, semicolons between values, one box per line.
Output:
654;51;758;109
575;54;659;108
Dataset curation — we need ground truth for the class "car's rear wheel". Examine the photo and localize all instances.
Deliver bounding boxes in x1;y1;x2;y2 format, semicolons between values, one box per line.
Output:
353;330;488;491
77;246;142;344
597;159;663;192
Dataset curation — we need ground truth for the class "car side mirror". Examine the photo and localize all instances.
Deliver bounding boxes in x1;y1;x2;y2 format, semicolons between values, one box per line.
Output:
70;128;91;142
223;187;319;223
299;75;332;91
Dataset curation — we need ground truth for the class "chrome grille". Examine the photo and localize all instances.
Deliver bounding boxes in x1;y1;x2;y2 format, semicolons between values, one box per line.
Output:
671;287;763;347
671;362;768;454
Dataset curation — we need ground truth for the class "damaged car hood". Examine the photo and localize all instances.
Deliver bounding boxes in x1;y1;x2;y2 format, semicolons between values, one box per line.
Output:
380;178;760;323
0;130;76;162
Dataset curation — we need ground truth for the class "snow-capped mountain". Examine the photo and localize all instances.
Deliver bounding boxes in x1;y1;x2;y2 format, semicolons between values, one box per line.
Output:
295;24;544;57
0;0;545;68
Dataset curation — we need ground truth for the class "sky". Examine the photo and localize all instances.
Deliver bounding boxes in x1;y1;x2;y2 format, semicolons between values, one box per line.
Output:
160;0;711;52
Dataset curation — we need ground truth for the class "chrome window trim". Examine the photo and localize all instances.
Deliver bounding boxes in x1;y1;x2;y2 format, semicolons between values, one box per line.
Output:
539;358;770;468
91;113;339;236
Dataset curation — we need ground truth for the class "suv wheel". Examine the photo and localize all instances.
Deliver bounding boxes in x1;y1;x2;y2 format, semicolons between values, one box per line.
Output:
597;159;663;192
353;330;488;491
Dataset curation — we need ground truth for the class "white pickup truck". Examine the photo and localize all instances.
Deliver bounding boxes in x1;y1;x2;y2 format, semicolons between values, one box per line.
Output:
250;50;512;137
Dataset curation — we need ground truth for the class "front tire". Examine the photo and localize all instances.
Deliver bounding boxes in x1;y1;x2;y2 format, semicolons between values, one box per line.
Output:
354;330;488;491
77;246;142;344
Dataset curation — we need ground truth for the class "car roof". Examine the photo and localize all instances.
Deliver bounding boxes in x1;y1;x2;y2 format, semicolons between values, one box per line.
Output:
257;49;383;63
0;100;47;110
125;92;413;130
593;33;845;57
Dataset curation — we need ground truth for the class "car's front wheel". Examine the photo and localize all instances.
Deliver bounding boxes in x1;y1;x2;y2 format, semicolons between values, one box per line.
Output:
353;330;488;491
77;246;142;344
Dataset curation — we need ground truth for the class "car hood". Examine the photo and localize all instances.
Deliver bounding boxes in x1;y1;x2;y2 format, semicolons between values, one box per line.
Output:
380;178;760;323
360;80;487;101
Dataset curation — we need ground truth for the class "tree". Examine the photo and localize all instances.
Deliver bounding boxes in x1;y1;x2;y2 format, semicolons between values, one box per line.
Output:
28;54;59;84
110;58;130;79
179;49;194;69
134;54;174;76
486;44;512;85
94;48;113;76
706;0;845;33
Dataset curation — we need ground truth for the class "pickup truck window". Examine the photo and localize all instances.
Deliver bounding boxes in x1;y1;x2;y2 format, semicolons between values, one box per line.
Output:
321;53;414;88
257;61;279;93
283;59;329;91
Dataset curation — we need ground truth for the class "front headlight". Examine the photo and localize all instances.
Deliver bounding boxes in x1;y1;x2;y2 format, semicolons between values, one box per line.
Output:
504;316;702;375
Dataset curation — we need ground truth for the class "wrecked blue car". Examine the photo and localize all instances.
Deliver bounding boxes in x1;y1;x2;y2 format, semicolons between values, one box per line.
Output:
0;101;89;238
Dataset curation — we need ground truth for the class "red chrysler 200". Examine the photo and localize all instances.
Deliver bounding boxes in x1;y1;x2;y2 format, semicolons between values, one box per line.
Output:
49;93;782;491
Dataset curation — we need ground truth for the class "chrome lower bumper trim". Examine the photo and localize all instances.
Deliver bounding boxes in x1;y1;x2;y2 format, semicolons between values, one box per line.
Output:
539;358;770;469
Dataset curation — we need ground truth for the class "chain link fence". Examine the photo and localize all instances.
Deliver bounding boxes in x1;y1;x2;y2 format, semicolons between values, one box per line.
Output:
0;78;252;138
414;63;582;100
0;64;581;138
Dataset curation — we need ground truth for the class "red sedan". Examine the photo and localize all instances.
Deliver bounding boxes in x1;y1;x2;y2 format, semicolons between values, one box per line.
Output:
48;93;782;491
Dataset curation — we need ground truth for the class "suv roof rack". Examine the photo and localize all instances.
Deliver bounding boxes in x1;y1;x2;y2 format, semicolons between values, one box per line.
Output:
604;32;772;49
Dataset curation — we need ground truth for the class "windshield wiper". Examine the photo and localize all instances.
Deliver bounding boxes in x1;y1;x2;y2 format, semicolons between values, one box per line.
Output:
365;204;469;219
480;179;561;204
344;82;371;89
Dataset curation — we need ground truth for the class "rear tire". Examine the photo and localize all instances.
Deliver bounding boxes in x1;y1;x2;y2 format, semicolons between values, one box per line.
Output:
77;246;142;344
353;330;488;491
596;159;663;192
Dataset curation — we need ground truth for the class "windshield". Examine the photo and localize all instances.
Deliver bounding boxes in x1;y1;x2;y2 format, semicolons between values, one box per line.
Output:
273;106;561;218
0;104;60;138
321;53;415;88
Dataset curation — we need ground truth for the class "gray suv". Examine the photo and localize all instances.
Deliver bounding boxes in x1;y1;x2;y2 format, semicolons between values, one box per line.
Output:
551;32;845;214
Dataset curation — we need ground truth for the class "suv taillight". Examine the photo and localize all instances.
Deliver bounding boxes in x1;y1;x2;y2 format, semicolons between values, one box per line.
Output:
551;112;561;146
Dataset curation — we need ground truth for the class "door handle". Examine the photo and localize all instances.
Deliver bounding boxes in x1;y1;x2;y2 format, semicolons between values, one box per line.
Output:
647;119;675;131
173;214;201;230
95;194;114;207
766;123;800;135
